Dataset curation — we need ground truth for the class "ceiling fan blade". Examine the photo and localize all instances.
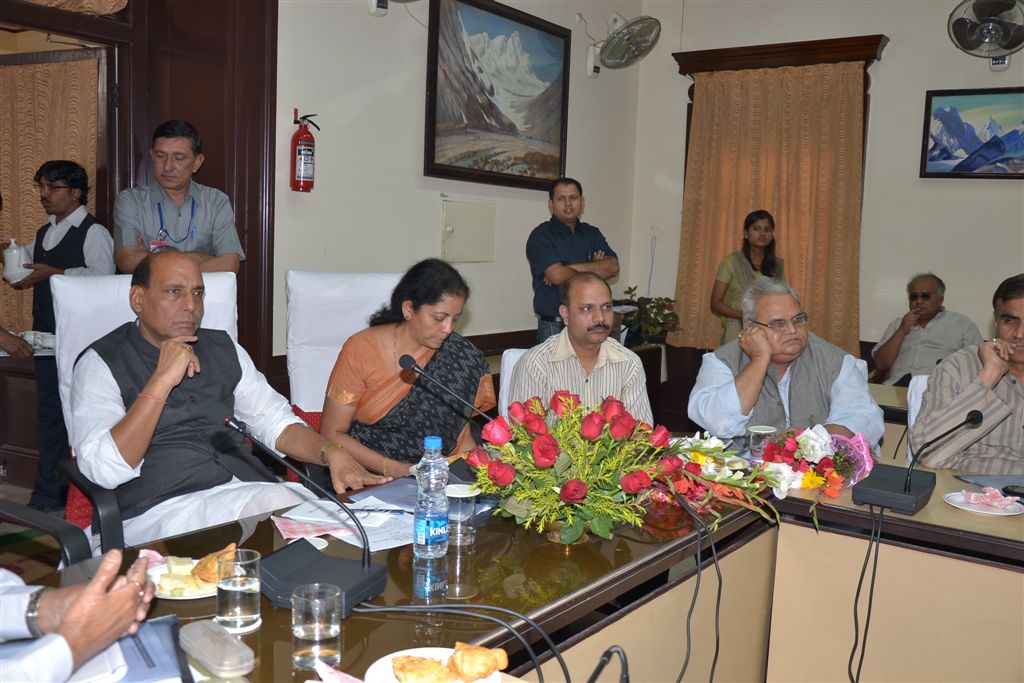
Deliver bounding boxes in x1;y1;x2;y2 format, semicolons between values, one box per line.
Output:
1000;23;1024;49
972;0;1016;20
952;17;985;48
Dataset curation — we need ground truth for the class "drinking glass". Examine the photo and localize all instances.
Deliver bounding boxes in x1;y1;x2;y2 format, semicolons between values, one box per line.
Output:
446;484;478;547
291;583;342;669
747;426;778;462
215;548;261;634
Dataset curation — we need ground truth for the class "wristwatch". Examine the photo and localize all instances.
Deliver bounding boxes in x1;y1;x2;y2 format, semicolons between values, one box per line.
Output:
25;587;46;637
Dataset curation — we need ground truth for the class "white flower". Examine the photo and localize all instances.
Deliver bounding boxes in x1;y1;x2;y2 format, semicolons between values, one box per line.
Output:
763;462;802;498
795;424;834;464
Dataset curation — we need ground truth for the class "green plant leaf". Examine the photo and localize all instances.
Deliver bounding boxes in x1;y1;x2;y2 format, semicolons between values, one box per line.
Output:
560;517;585;544
590;513;612;539
502;496;531;518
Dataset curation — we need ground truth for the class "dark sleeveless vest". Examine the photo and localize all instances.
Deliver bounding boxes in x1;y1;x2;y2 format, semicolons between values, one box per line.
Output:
713;332;847;432
87;323;275;520
32;213;94;333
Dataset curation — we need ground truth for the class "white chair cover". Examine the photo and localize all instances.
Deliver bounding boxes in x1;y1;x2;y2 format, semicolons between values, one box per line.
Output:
905;374;929;462
51;272;238;442
285;270;401;413
498;348;528;419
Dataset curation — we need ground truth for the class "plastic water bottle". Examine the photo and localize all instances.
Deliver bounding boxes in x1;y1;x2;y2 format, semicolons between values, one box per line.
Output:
413;435;449;559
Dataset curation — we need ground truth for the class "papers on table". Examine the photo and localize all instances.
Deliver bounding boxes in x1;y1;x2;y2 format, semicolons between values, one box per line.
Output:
282;491;415;552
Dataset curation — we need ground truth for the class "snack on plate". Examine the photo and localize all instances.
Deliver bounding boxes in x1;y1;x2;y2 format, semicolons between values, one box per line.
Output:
448;642;508;682
157;572;214;597
392;655;457;683
191;542;237;583
165;556;194;575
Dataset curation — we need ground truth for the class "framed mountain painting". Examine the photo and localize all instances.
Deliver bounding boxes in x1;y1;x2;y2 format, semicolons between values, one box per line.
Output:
920;87;1024;179
424;0;570;191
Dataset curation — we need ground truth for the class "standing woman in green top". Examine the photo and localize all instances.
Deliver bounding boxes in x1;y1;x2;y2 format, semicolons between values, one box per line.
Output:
709;210;786;344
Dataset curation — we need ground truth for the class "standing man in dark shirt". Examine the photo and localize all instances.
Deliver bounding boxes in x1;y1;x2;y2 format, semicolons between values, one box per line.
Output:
526;178;619;342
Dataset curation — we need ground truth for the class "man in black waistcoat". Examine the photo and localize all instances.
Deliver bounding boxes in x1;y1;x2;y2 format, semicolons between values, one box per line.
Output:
4;161;115;512
68;251;388;547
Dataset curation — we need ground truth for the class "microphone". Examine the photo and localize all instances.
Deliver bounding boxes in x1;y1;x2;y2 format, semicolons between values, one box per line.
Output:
903;409;982;493
399;354;492;422
852;410;984;515
219;411;387;615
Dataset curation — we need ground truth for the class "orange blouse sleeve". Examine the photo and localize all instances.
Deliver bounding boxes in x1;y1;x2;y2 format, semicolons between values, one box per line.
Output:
325;331;377;406
475;373;496;412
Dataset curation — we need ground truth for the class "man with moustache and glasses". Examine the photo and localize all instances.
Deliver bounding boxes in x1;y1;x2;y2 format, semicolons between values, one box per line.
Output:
872;273;981;386
2;162;115;513
912;274;1024;475
689;278;884;447
508;272;652;423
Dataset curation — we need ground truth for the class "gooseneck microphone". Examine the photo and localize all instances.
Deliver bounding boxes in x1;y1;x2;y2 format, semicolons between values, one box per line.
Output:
903;409;982;492
399;354;493;422
219;413;387;615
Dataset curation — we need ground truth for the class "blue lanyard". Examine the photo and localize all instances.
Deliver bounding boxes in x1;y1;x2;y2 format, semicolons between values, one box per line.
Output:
156;197;197;243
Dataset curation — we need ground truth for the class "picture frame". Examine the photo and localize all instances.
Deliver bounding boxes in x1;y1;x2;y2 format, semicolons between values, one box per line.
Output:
919;87;1024;179
424;0;570;192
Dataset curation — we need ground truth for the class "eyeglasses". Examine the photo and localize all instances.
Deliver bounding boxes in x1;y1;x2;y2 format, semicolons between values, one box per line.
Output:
752;313;809;332
908;291;937;302
34;182;71;193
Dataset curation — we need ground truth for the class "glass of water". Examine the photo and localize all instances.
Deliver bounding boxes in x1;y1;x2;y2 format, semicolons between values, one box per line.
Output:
747;425;778;462
215;548;262;634
446;484;478;547
291;583;342;669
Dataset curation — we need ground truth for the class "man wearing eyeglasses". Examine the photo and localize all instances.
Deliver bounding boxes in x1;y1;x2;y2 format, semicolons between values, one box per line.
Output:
1;161;115;513
688;278;884;447
112;120;244;275
911;274;1024;475
871;274;981;387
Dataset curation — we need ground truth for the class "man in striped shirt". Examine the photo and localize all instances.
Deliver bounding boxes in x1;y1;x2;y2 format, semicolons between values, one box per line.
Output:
913;274;1024;475
508;273;652;423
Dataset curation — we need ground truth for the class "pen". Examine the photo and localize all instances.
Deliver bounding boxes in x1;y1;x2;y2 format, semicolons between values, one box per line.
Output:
352;508;410;515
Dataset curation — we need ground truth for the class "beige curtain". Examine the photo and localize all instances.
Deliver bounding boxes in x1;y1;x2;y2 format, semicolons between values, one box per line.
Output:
668;61;865;355
22;0;126;15
0;56;98;332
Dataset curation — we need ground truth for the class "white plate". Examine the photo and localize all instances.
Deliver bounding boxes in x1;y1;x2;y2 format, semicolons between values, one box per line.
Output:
942;492;1024;517
148;560;217;600
364;647;501;683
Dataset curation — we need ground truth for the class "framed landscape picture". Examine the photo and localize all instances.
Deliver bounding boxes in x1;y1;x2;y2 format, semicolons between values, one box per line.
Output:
424;0;570;191
920;87;1024;179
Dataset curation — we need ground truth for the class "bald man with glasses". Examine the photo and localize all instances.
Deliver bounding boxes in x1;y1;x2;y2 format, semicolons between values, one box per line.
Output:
689;278;883;447
871;273;981;386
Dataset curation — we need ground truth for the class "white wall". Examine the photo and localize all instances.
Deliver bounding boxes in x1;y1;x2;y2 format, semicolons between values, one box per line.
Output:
632;0;1024;342
274;0;644;354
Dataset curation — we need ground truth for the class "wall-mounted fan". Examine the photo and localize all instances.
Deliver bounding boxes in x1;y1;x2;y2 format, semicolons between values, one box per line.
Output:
574;12;661;78
948;0;1024;58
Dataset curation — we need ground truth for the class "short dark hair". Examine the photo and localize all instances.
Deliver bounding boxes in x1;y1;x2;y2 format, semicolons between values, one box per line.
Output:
34;160;89;206
369;258;470;327
548;177;583;200
559;272;611;307
993;274;1024;309
152;119;202;156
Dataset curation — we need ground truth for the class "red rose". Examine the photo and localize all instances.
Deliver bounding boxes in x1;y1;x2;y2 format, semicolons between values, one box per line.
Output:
658;455;683;474
817;456;835;472
531;434;559;468
525;396;546;416
580;412;606;440
784;437;799;453
507;401;527;424
559;479;588;504
609;414;637;440
648;425;671;448
600;396;626;421
481;417;513;446
522;413;548;436
620;470;652;494
794;458;810;473
487;460;516;487
763;442;783;462
684;462;702;476
466;446;491;468
549;390;580;417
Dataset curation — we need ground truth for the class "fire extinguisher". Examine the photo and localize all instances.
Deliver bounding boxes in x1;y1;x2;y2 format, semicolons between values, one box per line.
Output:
290;109;320;192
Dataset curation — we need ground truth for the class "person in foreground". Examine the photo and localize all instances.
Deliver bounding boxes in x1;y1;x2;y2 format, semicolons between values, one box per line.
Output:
113;120;244;274
70;251;387;549
912;274;1024;475
0;549;153;682
710;209;786;344
689;278;884;446
320;259;495;477
871;273;981;386
509;272;653;423
526;177;619;342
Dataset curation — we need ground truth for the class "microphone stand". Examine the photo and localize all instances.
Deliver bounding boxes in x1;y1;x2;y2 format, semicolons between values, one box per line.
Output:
223;417;387;615
399;354;493;422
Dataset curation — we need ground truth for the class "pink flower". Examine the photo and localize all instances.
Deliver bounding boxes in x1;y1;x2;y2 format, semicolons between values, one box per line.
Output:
658;454;684;474
531;434;559;468
609;414;637;440
559;479;588;504
481;417;513;446
549;390;580;417
620;471;652;494
522;413;548;436
507;401;527;424
600;396;627;421
684;462;702;476
487;461;516;487
648;425;671;448
466;446;490;468
580;412;606;440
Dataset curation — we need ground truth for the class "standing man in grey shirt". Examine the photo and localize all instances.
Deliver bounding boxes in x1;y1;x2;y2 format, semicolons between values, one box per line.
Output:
113;120;244;274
